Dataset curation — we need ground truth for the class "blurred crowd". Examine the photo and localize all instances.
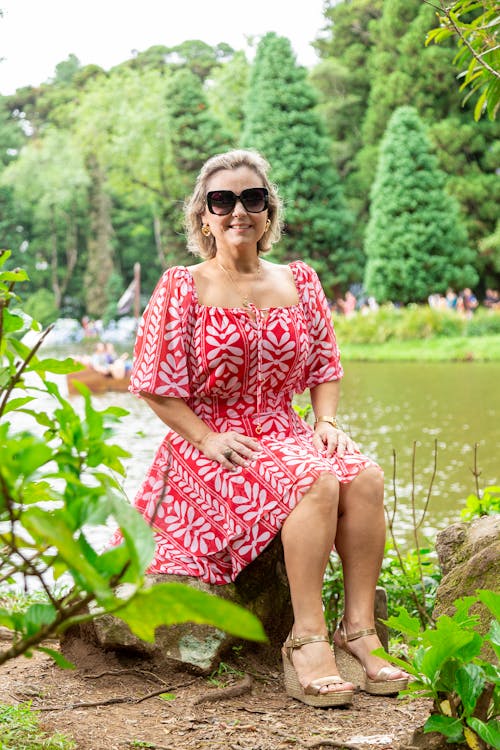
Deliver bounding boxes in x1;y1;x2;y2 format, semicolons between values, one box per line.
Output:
329;287;500;318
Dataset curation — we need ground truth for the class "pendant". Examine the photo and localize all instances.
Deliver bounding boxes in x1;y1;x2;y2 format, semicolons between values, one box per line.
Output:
255;424;263;434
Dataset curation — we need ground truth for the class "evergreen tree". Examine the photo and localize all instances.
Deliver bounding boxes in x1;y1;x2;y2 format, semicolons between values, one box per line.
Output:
241;32;357;294
162;67;233;263
364;106;477;304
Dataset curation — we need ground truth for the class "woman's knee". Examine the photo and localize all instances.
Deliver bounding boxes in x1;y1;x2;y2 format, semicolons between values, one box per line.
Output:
305;472;340;512
341;466;384;509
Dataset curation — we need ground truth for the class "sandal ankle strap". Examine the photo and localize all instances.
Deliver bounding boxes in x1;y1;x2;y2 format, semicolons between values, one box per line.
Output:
284;634;329;650
337;619;377;643
344;627;377;642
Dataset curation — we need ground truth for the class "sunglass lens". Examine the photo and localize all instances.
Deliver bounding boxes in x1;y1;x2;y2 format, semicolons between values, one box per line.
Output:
241;188;268;212
208;191;235;215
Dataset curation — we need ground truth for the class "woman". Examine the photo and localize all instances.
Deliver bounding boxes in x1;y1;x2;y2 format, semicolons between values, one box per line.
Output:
123;149;408;707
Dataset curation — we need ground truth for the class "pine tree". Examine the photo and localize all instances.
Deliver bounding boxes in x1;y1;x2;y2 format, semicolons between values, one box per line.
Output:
240;32;357;295
364;106;477;304
162;68;233;264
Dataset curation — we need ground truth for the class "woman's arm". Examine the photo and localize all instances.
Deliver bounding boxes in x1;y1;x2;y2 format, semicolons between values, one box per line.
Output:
140;392;261;470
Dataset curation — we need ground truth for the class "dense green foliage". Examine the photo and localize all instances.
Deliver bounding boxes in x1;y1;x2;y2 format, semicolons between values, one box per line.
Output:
0;2;498;316
314;0;499;278
426;1;500;121
241;33;357;293
364;106;477;303
382;593;500;749
0;254;266;666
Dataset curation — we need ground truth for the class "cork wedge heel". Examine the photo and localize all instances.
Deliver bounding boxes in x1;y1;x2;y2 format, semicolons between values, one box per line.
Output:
282;633;354;708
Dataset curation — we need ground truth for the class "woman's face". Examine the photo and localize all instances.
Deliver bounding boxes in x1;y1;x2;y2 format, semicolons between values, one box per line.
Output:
201;166;269;253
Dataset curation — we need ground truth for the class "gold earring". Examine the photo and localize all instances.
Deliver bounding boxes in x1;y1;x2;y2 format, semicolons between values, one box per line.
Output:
201;224;211;237
265;219;271;232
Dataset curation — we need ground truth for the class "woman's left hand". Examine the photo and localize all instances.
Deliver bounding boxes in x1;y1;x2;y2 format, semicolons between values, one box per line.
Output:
312;423;358;458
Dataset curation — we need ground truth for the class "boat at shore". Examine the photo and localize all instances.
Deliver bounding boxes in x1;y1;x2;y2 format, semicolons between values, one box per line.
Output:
66;367;131;395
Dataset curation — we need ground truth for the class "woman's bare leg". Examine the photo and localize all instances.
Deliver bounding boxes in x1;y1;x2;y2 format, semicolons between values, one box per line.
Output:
281;473;352;694
334;466;406;679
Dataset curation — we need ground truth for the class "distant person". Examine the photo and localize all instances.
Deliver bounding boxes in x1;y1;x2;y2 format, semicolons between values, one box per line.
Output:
458;288;478;318
90;342;111;375
484;289;500;310
445;288;457;310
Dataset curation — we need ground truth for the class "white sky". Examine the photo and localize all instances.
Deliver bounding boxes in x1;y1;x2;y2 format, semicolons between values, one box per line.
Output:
0;0;329;95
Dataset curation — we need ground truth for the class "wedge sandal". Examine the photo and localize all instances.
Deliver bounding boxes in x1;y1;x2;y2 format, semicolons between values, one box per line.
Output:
282;633;354;707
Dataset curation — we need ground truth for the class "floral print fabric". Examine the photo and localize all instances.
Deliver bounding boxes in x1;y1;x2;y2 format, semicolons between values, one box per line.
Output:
122;260;378;584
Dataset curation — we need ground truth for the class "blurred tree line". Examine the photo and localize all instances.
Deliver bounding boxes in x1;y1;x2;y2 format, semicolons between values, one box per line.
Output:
0;0;498;322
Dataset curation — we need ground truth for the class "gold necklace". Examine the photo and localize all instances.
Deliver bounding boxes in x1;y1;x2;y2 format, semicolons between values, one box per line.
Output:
217;259;262;309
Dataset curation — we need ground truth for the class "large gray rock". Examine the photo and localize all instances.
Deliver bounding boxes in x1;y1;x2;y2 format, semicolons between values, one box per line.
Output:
62;534;293;674
433;515;500;649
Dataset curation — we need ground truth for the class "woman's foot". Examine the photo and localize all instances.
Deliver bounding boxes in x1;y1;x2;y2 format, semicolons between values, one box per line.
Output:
282;632;354;707
333;619;409;695
290;634;353;695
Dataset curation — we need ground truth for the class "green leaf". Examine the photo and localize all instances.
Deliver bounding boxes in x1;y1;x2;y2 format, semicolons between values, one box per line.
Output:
467;718;500;749
384;607;422;638
113;582;267;643
2;307;25;332
488;619;500;660
476;590;500;620
424;714;464;742
421;620;478;680
31;357;85;375
0;268;29;282
0;607;15;630
23;603;57;636
455;663;485;716
22;508;112;598
37;646;76;669
474;90;487;122
1;396;35;414
110;495;155;577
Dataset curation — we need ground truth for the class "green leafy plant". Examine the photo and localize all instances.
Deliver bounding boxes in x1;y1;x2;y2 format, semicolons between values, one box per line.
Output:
377;591;500;750
425;1;500;121
461;486;500;521
0;701;76;749
0;250;266;666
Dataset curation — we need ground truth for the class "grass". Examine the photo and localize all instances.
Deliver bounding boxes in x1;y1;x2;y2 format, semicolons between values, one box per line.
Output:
0;703;76;749
340;334;500;362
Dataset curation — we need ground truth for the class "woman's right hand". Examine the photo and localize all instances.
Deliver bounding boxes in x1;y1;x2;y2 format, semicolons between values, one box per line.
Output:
199;431;262;470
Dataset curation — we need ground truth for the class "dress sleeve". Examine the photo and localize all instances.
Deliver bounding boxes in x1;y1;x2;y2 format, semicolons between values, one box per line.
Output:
128;266;193;399
292;261;344;391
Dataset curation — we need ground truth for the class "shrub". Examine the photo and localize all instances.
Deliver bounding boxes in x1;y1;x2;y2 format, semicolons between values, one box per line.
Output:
0;250;266;667
380;593;500;750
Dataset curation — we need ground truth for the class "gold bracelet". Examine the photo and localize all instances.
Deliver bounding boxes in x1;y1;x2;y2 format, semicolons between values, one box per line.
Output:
314;415;339;429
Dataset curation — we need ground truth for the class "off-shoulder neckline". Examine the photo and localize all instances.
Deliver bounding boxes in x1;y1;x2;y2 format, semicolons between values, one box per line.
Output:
179;261;304;313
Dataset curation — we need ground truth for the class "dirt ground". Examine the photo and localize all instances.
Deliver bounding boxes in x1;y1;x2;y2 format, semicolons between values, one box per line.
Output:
0;633;435;750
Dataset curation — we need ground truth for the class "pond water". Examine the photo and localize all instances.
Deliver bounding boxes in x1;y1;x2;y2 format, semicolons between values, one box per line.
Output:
8;359;500;553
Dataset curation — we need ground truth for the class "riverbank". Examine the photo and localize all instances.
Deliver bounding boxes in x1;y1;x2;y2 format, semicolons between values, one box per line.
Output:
340;334;500;362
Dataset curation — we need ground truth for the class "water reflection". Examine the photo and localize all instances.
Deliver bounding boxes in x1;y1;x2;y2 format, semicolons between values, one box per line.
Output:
339;361;500;544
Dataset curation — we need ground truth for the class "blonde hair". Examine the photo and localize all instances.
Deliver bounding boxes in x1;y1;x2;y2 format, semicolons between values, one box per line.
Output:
184;149;283;259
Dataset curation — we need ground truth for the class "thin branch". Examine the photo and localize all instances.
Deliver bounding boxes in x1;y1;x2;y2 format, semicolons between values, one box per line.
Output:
472;441;482;498
416;439;438;530
425;0;500;79
0;323;54;417
38;677;199;711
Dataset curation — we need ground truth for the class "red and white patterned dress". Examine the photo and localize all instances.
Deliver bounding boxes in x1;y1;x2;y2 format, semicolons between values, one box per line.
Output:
124;260;378;584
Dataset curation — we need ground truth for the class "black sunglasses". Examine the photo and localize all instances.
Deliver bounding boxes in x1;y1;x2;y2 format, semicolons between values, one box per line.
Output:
206;187;269;215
